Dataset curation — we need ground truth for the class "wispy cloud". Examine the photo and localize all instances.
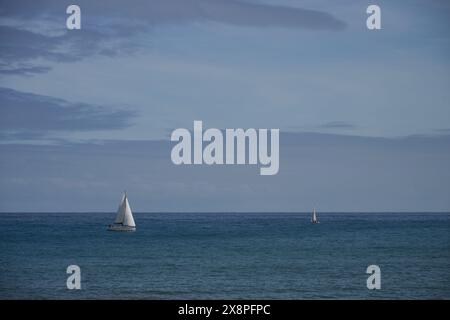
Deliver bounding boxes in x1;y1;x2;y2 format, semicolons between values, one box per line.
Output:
0;64;52;76
319;121;357;129
0;22;141;75
0;0;346;29
0;0;345;75
0;87;136;139
435;128;450;133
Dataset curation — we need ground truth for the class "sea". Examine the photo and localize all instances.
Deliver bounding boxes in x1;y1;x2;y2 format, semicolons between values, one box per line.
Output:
0;212;449;299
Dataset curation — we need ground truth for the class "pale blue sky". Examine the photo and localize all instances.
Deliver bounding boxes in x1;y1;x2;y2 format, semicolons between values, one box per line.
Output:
0;1;449;211
1;0;449;140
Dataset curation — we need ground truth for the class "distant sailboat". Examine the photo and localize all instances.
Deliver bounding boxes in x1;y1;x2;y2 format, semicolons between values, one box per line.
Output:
108;192;136;232
311;208;319;224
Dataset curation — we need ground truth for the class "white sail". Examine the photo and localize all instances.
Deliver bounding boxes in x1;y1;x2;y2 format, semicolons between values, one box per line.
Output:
312;208;318;223
122;196;136;227
108;192;136;231
114;194;126;224
114;193;136;227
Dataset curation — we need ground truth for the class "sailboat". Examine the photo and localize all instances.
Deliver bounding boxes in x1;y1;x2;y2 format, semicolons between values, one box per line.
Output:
311;208;319;224
107;192;136;232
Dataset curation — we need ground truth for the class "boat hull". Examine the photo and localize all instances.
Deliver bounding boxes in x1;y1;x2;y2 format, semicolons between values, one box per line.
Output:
107;224;136;232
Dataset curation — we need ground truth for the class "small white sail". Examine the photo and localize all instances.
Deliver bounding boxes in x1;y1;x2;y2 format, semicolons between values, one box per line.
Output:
109;192;136;231
312;208;319;223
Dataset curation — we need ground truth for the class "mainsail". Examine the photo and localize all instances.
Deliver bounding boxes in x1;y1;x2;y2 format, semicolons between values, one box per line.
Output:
114;193;136;227
312;208;318;223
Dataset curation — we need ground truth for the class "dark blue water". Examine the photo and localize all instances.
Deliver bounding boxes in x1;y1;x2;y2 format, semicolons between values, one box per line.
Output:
0;212;449;299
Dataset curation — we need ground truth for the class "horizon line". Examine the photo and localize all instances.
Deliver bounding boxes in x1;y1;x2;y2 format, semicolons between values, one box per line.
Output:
0;211;448;214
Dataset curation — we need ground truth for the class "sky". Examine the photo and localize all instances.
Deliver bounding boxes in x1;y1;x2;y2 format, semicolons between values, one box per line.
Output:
0;0;449;212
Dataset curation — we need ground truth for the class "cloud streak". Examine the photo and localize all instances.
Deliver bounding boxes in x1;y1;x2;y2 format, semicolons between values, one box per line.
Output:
0;87;136;138
319;121;357;129
0;64;52;76
0;0;346;75
0;0;346;29
0;22;140;75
